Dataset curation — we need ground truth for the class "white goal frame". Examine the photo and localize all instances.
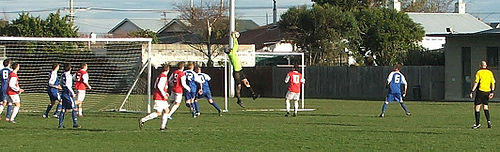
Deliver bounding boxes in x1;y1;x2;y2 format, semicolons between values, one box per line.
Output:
223;52;306;112
0;37;154;113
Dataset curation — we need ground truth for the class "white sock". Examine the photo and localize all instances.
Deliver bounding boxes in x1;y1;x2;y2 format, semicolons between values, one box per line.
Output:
11;106;19;121
161;113;168;129
285;100;290;113
168;104;180;117
79;107;83;115
0;105;4;115
294;101;299;114
141;112;158;122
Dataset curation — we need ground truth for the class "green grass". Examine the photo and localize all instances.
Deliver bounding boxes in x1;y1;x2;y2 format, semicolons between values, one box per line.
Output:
1;95;500;151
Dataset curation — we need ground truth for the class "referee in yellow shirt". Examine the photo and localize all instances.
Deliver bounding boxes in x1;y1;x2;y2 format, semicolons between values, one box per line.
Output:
469;61;496;129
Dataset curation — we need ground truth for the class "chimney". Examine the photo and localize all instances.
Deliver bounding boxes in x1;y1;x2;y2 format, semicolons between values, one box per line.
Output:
391;0;401;12
273;0;277;25
455;0;465;14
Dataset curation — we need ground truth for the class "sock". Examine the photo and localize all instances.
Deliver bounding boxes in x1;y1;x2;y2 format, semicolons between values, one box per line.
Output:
185;103;191;108
285;100;290;113
141;112;158;122
168;104;180;117
58;111;65;127
381;102;388;114
78;106;83;115
246;86;256;95
10;106;19;121
485;110;491;122
44;104;53;116
5;105;12;119
475;111;480;125
210;102;221;113
161;113;168;129
53;103;62;115
0;105;4;115
193;102;200;113
294;101;299;114
400;102;409;113
72;110;78;127
236;85;241;100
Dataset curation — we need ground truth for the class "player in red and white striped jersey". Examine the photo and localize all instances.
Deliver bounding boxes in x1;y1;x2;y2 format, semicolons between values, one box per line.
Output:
6;63;23;123
74;63;91;117
139;64;170;130
284;64;305;117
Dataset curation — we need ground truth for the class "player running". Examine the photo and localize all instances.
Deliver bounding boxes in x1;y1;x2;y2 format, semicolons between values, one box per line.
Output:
139;64;171;131
165;62;186;119
469;61;495;129
43;63;62;118
224;31;259;108
58;63;80;128
6;63;23;123
379;64;410;117
75;63;91;117
183;63;202;118
195;66;222;116
284;64;305;117
0;59;11;120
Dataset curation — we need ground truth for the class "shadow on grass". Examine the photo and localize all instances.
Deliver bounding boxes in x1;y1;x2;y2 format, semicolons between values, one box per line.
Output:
342;129;443;135
303;122;357;127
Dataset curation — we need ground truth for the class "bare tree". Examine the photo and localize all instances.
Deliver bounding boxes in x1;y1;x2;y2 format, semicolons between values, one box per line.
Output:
176;0;230;67
400;0;456;13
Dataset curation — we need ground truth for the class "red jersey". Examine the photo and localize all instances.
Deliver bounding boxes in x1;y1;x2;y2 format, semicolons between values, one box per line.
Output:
153;72;169;101
7;72;19;95
170;70;185;94
75;69;88;90
285;71;304;93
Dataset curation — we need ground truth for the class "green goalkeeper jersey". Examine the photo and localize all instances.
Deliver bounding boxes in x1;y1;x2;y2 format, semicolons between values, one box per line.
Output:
228;37;243;72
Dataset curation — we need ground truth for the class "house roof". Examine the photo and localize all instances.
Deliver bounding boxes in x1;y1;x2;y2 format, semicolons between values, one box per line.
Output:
236;20;259;32
108;18;167;33
239;24;281;50
407;13;492;35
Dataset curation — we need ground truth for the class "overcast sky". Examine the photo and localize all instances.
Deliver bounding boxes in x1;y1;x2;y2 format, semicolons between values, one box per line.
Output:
0;0;498;33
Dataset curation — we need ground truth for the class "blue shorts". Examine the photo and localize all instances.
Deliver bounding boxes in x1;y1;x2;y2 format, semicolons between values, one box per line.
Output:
185;90;197;100
47;88;61;102
61;93;77;110
197;91;213;100
386;93;403;103
0;87;7;102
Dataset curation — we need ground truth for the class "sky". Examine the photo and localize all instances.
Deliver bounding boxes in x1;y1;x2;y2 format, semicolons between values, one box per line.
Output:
0;0;499;33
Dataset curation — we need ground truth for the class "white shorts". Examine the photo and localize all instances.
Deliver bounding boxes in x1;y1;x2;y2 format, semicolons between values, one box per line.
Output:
285;91;300;101
169;93;183;104
77;90;86;102
153;100;170;111
8;94;20;103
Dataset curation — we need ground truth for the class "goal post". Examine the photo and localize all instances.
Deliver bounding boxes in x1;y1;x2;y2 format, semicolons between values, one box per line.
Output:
0;36;153;113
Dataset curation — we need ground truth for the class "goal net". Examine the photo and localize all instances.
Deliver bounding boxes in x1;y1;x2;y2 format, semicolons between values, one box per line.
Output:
0;37;153;113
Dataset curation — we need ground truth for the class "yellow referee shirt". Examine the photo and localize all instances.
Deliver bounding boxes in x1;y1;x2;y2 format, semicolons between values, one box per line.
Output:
474;69;496;92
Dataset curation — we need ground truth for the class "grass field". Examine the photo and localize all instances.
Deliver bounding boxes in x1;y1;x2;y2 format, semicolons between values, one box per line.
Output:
0;95;499;151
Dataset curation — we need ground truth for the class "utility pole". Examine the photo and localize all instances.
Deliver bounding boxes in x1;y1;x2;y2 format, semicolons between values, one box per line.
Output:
273;0;277;24
69;0;74;23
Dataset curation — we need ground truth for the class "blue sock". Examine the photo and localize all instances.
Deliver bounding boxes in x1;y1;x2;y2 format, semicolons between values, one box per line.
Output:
400;102;409;113
210;102;221;113
58;111;65;127
5;105;12;119
381;103;388;114
185;103;191;108
193;102;200;113
44;104;53;116
72;110;78;127
53;103;62;115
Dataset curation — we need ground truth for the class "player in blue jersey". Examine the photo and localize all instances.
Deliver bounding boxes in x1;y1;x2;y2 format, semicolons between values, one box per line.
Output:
182;63;202;118
194;66;222;116
0;59;12;121
43;63;63;118
58;63;80;128
379;64;410;117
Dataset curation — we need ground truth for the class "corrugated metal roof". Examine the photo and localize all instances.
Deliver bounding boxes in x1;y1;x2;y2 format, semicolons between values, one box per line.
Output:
126;18;168;32
407;13;492;35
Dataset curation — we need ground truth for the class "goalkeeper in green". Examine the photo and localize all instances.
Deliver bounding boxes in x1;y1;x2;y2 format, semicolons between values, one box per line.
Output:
225;32;259;108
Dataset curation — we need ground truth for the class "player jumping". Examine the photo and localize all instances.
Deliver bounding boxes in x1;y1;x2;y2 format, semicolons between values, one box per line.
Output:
43;63;62;118
139;64;171;131
379;64;410;117
75;63;91;117
58;63;80;128
224;31;259;108
183;63;202;118
6;63;23;123
165;62;186;119
0;59;11;120
284;64;305;117
195;66;222;116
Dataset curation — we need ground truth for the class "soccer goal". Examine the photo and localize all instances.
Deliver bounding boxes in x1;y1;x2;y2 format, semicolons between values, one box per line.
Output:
0;36;153;113
223;52;313;112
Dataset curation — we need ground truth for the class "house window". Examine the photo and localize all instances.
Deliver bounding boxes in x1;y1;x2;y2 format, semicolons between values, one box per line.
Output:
487;47;499;68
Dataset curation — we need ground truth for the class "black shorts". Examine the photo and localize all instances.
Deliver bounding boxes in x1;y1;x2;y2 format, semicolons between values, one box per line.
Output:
474;91;490;105
233;70;247;85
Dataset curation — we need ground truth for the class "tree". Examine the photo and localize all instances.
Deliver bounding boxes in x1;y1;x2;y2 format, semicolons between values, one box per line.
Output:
176;0;229;67
128;29;160;44
0;11;78;37
400;0;455;13
280;4;361;65
312;0;387;11
355;8;424;65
